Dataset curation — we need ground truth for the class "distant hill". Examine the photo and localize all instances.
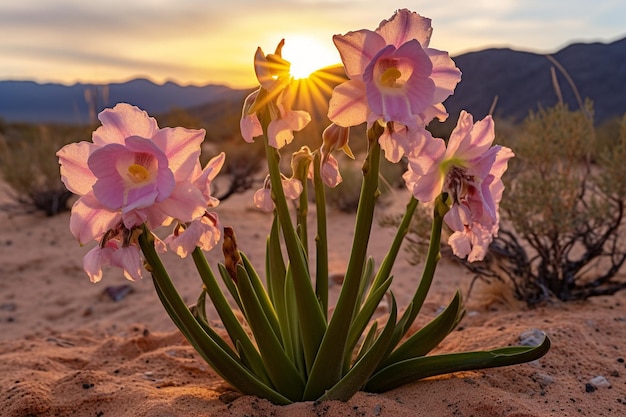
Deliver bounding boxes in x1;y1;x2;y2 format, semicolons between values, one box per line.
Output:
444;36;626;125
0;37;624;125
0;78;247;124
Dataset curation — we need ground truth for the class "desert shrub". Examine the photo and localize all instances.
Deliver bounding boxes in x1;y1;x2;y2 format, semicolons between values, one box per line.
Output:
0;124;83;215
207;136;265;201
478;103;626;304
391;103;626;305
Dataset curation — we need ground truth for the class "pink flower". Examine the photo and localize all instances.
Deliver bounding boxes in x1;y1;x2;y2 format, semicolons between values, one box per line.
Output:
163;153;225;257
165;213;221;258
328;9;461;162
318;123;354;187
403;111;514;261
58;103;207;244
83;226;144;282
254;174;303;212
240;40;311;149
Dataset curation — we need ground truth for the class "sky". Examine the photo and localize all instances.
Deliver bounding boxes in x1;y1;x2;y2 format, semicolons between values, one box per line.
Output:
1;0;624;88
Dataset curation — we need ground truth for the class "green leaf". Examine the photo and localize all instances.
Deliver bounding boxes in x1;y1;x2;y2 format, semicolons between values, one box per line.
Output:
344;276;393;368
191;249;267;380
318;296;398;402
263;137;326;373
235;264;305;401
240;251;282;341
304;124;384;400
138;229;289;404
217;263;243;311
380;290;464;368
365;333;551;393
312;151;329;317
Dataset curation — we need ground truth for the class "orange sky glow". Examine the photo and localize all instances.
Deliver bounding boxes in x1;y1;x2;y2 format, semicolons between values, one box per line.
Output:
1;1;624;88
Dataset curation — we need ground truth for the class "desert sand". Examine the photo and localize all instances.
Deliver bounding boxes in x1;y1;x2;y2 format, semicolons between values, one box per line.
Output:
1;184;625;417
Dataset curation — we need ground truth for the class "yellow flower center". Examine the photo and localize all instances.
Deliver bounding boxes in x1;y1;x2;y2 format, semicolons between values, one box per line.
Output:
380;67;402;87
127;163;150;183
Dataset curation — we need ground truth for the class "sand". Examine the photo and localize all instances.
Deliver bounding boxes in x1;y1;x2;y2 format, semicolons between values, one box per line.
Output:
1;186;625;417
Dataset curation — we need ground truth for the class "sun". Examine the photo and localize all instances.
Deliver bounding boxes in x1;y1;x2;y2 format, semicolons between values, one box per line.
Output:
281;35;340;79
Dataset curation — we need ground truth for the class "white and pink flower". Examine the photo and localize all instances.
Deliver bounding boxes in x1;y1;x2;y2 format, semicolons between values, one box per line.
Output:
58;103;224;279
403;111;514;261
327;8;461;163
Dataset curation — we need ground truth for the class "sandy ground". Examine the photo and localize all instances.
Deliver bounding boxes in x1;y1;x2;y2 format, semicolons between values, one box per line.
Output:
1;186;625;417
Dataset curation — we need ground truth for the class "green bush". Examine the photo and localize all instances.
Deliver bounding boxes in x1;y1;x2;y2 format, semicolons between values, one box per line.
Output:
0;124;85;216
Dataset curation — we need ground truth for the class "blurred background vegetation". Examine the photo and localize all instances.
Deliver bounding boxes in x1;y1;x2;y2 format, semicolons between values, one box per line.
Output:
2;64;626;305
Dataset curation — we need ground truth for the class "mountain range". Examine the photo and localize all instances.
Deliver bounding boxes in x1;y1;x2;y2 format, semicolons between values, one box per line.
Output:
0;37;624;125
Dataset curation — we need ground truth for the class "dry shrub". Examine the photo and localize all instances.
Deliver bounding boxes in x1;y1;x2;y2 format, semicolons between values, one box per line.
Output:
465;103;626;304
385;103;626;305
0;125;84;216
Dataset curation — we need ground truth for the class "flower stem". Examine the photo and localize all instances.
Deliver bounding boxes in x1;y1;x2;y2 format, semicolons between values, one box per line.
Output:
391;196;448;345
304;122;384;400
137;226;290;404
260;112;326;374
313;151;329;318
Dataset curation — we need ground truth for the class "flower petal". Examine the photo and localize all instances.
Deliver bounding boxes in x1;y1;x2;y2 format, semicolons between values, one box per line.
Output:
92;103;159;146
57;141;98;195
70;194;122;244
151;126;205;182
376;9;433;49
328;80;369;127
333;30;386;80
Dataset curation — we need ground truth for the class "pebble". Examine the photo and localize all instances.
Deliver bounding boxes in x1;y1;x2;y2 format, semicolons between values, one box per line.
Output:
589;375;611;389
519;328;546;346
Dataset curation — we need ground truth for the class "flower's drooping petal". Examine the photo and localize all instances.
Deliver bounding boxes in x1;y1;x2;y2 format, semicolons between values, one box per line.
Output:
156;181;207;223
320;153;343;188
167;213;222;258
194;152;225;204
426;48;462;104
83;244;113;283
376;9;433;49
57;141;98;195
110;245;143;281
151;126;205;182
70;194;122;244
448;224;491;262
328;80;369;127
333;30;386;80
240;90;263;143
254;187;274;212
446;111;494;161
283;178;304;200
403;167;444;203
379;123;435;163
165;213;221;258
268;109;311;149
92;103;159;146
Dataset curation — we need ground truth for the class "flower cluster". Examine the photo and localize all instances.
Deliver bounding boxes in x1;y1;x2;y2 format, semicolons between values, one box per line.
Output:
57;103;224;281
317;9;512;262
60;8;547;406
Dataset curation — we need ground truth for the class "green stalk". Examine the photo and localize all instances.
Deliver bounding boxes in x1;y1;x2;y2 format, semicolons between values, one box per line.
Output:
389;196;448;347
191;247;270;384
260;112;326;373
313;151;329;317
137;227;289;404
304;123;384;400
369;196;418;294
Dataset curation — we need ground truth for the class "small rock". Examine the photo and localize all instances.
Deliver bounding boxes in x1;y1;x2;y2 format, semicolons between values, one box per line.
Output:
519;328;545;346
535;372;555;388
589;375;611;389
585;383;596;393
103;284;133;302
